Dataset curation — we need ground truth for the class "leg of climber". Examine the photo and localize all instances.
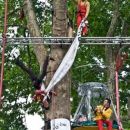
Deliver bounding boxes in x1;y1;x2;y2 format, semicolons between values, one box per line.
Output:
77;14;88;36
80;15;88;36
68;18;73;38
77;14;82;28
82;26;88;36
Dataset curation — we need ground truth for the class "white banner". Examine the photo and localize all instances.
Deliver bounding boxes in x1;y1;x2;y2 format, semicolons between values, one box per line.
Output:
51;118;70;130
45;36;79;93
44;19;85;95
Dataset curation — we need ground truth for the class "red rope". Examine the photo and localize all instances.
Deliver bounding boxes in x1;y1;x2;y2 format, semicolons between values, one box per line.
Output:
115;71;123;130
115;50;126;130
0;0;8;104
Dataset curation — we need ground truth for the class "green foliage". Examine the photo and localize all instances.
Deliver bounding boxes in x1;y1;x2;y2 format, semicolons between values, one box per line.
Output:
32;0;52;35
0;45;42;129
0;0;130;129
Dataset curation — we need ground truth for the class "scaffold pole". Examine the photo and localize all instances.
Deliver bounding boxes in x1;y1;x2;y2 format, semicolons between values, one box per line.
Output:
0;37;130;45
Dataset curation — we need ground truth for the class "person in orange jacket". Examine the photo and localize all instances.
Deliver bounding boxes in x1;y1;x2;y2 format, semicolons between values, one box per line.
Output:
93;98;113;130
77;0;90;36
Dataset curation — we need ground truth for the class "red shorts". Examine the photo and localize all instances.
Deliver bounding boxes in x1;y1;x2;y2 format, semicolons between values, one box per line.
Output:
77;13;88;35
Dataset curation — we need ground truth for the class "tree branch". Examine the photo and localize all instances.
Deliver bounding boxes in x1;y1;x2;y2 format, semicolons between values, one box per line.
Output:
105;0;120;96
14;54;50;89
107;0;119;36
23;0;47;66
14;58;37;81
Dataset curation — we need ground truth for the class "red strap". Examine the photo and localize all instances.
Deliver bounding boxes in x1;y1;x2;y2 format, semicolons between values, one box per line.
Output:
0;0;8;103
116;53;128;71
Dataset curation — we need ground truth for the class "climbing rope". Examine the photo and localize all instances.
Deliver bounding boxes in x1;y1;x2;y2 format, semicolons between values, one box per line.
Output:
114;46;128;130
0;0;8;104
115;70;123;130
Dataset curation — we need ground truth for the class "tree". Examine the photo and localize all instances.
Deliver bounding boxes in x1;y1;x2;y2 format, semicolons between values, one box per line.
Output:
23;0;70;129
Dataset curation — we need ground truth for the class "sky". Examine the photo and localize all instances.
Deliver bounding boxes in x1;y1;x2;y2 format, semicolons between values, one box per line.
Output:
25;114;44;130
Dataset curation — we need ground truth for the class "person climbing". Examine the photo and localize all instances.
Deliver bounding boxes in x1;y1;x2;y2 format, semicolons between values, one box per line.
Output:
33;88;56;110
76;0;90;36
10;48;56;110
32;84;49;109
93;98;113;130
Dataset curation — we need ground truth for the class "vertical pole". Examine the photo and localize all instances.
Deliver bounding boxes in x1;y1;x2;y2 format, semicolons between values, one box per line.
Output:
0;0;8;103
115;71;120;119
87;90;91;120
115;71;123;130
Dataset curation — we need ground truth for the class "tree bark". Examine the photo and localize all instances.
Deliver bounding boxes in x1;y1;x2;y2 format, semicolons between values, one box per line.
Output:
105;0;119;95
121;21;130;36
128;96;130;119
23;0;47;67
45;0;71;129
23;1;71;129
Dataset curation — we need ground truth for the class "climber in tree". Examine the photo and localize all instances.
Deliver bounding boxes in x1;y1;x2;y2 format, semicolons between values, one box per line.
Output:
14;55;49;90
76;0;90;36
11;49;56;110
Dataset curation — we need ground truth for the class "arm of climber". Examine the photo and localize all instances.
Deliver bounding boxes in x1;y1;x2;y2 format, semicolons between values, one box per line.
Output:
14;58;37;81
102;109;112;119
85;1;90;18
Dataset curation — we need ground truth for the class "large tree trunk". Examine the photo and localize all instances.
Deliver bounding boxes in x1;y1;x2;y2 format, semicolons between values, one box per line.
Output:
121;21;130;36
105;0;119;96
23;0;47;67
45;0;71;129
105;0;119;119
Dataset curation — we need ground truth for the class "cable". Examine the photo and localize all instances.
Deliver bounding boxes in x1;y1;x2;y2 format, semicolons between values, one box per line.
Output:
0;0;8;104
114;46;128;130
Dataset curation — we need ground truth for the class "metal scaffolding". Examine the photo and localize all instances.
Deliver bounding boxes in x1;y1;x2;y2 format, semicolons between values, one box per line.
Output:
0;37;130;45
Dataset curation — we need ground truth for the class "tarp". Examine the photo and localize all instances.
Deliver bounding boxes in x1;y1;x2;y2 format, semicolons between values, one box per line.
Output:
44;19;85;96
45;36;79;93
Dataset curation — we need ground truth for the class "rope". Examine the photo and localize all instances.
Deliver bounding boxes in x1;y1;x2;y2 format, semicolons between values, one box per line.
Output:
115;71;123;130
109;94;123;130
114;46;127;130
0;0;8;104
52;87;56;130
51;65;56;130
